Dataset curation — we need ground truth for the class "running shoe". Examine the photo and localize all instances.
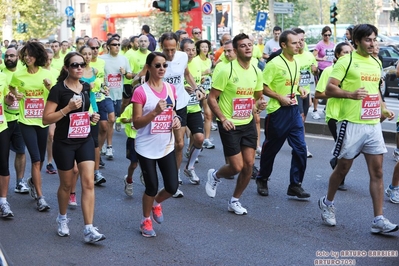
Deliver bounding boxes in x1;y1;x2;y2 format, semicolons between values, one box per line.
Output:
115;122;122;132
228;201;247;215
99;157;105;168
311;111;321;120
205;169;220;198
94;172;106;185
124;175;133;196
37;198;50;212
211;122;218;131
152;204;164;224
172;188;184;198
27;177;37;199
202;139;215;149
56;217;70;237
385;186;399;204
0;202;14;218
318;196;336;226
306;146;313;158
140;218;156;237
101;144;107;155
46;163;57;174
371;218;399;234
184;168;200;185
106;146;113;160
84;227;106;243
15;181;29;193
178;170;182;185
393;149;399;162
68;193;77;206
255;146;262;159
287;184;310;198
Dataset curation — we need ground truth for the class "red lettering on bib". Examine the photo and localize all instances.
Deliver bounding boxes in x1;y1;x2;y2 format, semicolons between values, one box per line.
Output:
286;93;297;105
68;112;91;138
151;108;173;134
107;73;122;89
361;94;380;120
24;98;44;118
232;98;253;119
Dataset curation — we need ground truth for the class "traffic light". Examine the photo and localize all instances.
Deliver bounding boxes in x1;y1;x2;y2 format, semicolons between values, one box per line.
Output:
180;0;199;12
71;17;76;31
17;23;22;33
21;23;27;33
330;3;338;25
152;0;170;12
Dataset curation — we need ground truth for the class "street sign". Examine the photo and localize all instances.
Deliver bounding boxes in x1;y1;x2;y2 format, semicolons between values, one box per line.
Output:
65;6;74;17
254;11;268;31
203;15;212;26
202;2;212;15
273;2;294;14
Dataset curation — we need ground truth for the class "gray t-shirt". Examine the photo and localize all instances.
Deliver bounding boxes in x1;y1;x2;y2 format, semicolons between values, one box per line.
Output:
100;54;132;101
263;39;280;56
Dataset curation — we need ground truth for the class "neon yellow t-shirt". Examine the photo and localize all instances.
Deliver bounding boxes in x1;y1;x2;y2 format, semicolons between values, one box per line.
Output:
0;72;9;131
131;50;151;75
90;58;106;102
10;67;51;127
212;60;263;126
121;50;134;85
185;59;202;114
119;103;137;139
252;45;262;59
2;68;19;122
330;52;381;124
264;54;301;114
51;56;64;71
295;51;317;93
315;65;339;122
218;53;229;64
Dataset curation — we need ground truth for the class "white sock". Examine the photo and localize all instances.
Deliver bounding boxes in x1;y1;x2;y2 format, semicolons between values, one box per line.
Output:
153;200;160;207
84;224;93;231
324;197;334;206
142;217;150;222
58;213;67;220
230;197;239;203
374;215;384;222
0;197;7;204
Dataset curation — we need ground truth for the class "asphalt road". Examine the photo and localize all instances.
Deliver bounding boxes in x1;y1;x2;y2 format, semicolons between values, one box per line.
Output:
1;121;399;265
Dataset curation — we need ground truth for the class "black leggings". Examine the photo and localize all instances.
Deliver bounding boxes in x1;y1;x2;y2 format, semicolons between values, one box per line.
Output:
137;151;178;197
19;123;48;164
0;129;10;176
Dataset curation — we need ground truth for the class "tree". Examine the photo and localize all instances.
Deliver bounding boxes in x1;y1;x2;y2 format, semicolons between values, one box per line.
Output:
338;0;377;25
137;10;192;37
0;0;62;39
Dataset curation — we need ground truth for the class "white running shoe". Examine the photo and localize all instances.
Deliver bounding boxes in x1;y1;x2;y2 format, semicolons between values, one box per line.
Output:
101;144;107;155
124;175;133;196
184;168;200;185
15;181;29;193
172;188;184;198
27;177;37;199
106;147;113;159
37;198;50;212
84;227;106;243
228;201;247;215
393;149;399;162
385;186;399;204
311;111;321;120
203;139;215;149
318;196;336;226
205;169;220;198
56;217;70;237
371;218;399;234
0;202;14;218
306;146;313;158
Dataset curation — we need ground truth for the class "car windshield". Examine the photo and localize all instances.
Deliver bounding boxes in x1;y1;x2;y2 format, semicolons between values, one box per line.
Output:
379;47;399;58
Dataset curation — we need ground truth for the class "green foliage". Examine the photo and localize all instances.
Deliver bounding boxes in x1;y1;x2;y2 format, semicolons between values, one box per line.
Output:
137;10;192;37
338;0;377;24
0;0;62;40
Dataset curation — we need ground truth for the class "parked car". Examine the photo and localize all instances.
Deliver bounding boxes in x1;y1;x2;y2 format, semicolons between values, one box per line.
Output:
382;63;399;97
378;45;399;68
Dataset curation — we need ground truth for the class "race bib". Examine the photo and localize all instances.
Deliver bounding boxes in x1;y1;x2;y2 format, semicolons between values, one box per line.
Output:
24;98;44;118
187;93;199;106
232;98;253;119
68;112;91;138
0;104;4;124
299;70;311;87
202;76;212;91
361;94;380;120
150;107;173;134
325;49;335;62
286;93;298;105
107;74;122;89
164;75;181;85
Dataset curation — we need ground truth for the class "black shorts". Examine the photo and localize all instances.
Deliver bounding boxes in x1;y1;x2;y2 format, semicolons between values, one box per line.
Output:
176;106;188;127
123;84;133;99
217;118;257;157
0;128;10;176
8;120;26;154
53;138;95;171
126;137;138;163
91;122;99;148
186;111;204;135
296;94;310;117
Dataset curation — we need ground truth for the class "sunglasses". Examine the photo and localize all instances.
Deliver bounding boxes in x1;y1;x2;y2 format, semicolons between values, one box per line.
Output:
69;62;86;69
194;31;201;34
154;63;168;69
324;34;331;37
109;43;121;46
90;46;100;50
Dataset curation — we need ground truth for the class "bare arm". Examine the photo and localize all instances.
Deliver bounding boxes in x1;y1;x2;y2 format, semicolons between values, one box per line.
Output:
325;77;367;99
263;84;292;106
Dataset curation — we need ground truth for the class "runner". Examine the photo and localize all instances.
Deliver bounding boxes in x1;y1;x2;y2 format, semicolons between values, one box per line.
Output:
9;41;52;211
43;52;105;243
206;33;266;215
132;52;181;237
317;24;398;234
256;30;310;199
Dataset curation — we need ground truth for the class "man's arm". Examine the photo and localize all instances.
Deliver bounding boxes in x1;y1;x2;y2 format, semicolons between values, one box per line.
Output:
325;77;367;99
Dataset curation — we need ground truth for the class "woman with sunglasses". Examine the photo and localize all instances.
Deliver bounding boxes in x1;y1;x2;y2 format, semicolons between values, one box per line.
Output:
8;41;53;212
312;26;335;119
43;52;105;243
132;52;181;237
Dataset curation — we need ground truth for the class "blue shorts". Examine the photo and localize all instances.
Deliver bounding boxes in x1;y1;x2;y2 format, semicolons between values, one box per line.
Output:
97;98;114;121
126;137;138;163
113;99;122;117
